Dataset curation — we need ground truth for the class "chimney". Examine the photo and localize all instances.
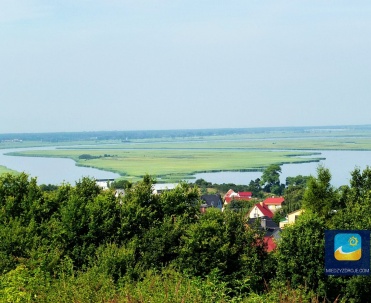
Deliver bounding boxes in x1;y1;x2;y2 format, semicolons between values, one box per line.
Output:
261;217;267;229
200;203;208;214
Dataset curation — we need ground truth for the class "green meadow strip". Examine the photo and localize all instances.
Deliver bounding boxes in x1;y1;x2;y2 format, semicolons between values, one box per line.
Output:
5;130;371;181
7;148;323;181
0;165;19;175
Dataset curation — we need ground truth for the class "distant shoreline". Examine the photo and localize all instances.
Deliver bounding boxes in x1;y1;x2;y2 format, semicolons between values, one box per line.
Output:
1;124;371;142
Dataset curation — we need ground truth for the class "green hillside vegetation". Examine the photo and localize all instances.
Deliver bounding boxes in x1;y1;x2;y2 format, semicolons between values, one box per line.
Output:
1;166;371;302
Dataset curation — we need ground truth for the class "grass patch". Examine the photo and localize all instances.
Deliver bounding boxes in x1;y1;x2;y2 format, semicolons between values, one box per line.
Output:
0;165;19;175
5;128;371;182
7;148;323;181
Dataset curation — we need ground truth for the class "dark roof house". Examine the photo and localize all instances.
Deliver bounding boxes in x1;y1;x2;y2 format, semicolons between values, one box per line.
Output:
200;194;223;213
247;216;281;252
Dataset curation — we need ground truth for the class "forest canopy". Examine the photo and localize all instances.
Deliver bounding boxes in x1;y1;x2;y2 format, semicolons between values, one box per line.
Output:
1;166;371;302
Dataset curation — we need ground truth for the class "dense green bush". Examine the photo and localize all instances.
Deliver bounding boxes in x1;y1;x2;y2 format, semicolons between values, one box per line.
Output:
2;168;371;302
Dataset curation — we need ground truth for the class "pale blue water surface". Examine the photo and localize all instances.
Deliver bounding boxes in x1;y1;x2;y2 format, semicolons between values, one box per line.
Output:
0;147;119;185
1;147;370;187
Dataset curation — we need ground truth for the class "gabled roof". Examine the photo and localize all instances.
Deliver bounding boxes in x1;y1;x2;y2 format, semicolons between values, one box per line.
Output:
152;183;177;193
263;196;285;205
201;194;223;208
287;209;303;216
247;216;278;230
246;216;281;252
224;189;252;204
224;189;238;198
255;203;274;218
224;189;236;197
224;189;236;203
265;237;277;252
238;191;252;197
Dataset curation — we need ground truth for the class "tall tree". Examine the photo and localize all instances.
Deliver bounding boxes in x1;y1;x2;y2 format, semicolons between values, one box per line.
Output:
302;166;337;218
283;175;309;214
260;164;283;195
275;211;327;296
177;209;267;292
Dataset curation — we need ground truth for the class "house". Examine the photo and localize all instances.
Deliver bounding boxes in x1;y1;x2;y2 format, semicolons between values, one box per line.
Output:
238;191;253;199
95;178;115;190
247;202;274;219
115;189;125;205
224;189;253;204
224;189;239;203
279;209;303;229
262;196;285;213
200;194;223;213
114;189;125;198
152;183;177;194
247;216;281;252
201;194;223;209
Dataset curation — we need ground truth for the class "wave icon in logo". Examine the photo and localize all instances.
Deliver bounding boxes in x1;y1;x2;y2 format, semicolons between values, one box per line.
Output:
334;233;362;261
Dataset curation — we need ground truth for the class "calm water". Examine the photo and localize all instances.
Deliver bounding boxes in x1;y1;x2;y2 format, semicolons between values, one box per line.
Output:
193;150;371;188
0;147;120;185
1;147;370;187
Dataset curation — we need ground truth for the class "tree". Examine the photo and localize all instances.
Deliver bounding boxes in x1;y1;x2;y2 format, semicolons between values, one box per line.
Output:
110;179;132;190
59;177;121;267
285;175;310;187
225;199;254;212
247;178;263;198
177;209;267;292
283;175;309;214
118;175;161;241
159;182;200;218
302;166;337;218
331;166;371;230
275;211;327;296
260;164;283;195
320;167;371;302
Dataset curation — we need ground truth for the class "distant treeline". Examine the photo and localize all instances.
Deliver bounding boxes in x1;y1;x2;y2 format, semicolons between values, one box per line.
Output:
1;125;370;142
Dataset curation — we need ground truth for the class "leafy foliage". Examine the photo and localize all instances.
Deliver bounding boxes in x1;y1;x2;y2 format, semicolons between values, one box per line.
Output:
302;166;338;218
282;175;309;214
3;166;371;302
260;164;284;195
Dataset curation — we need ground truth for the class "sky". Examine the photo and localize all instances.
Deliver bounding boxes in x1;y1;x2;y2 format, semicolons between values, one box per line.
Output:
1;0;371;133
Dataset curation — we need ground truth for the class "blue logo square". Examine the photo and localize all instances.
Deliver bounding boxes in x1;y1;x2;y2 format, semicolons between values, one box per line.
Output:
325;230;370;276
334;233;361;261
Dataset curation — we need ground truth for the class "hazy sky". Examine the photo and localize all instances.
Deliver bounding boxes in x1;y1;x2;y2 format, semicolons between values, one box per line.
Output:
1;1;370;133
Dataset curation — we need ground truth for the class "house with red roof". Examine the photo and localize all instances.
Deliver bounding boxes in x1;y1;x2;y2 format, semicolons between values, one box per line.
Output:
224;189;253;204
238;191;253;199
247;216;281;252
262;196;285;213
246;202;274;219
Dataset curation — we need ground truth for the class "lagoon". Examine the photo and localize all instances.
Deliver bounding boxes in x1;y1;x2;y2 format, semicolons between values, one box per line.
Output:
193;150;371;188
0;147;120;185
0;147;370;187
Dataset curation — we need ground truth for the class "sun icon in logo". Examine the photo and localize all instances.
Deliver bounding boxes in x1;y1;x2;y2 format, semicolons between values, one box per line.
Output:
349;236;359;247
